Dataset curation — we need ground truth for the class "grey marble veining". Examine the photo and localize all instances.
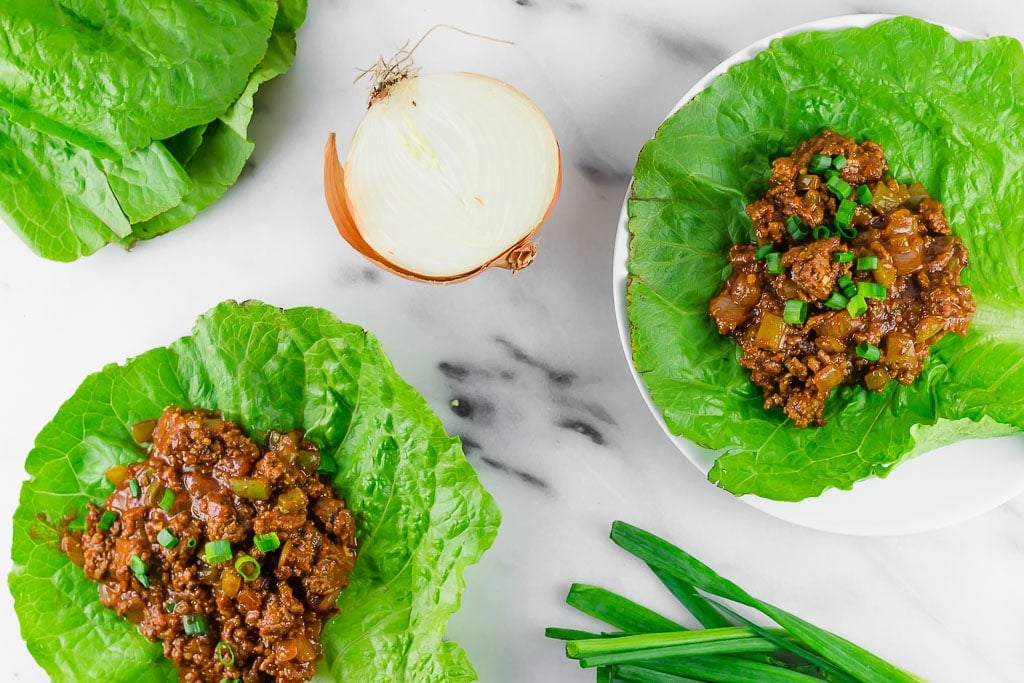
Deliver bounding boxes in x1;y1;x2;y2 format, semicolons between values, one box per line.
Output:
2;1;1024;682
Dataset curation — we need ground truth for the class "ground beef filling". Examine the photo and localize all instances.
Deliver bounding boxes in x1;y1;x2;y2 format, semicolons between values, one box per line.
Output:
709;131;975;427
60;407;358;683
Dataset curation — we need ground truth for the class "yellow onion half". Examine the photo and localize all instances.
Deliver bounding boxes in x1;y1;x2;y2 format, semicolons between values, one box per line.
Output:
324;72;561;283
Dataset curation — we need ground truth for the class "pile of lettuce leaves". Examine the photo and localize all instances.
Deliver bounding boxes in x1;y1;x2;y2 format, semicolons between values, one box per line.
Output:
9;301;500;681
627;17;1024;502
0;0;307;261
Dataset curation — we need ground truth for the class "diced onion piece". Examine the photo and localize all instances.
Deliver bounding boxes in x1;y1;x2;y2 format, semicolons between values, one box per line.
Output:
131;420;157;444
105;465;130;486
864;367;891;391
812;364;845;392
326;72;561;282
754;313;787;351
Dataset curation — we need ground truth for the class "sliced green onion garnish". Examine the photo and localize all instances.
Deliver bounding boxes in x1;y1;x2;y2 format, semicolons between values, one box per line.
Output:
834;199;857;228
128;479;141;498
157;528;179;550
856;342;881;361
158;488;175;512
130;553;150;588
837;274;856;297
216;641;236;666
856;184;873;205
808;154;831;174
811;225;830;240
833;252;854;263
837;223;858;240
856;256;878;270
765;252;784;274
186;537;198;549
235;555;261;582
857;281;887;299
823;292;849;310
832;154;848;169
823;169;839;182
846;294;868;317
254;532;281;552
205;539;232;565
754;244;774;259
165;600;176;613
97;510;118;532
182;614;208;636
826;175;853;200
782;299;808;325
785;215;807;241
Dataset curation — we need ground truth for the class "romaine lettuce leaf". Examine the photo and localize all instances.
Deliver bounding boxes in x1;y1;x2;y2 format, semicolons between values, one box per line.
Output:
0;0;278;158
9;301;500;682
627;17;1024;501
0;0;306;260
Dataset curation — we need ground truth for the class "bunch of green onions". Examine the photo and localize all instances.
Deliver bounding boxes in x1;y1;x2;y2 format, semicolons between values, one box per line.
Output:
547;522;925;683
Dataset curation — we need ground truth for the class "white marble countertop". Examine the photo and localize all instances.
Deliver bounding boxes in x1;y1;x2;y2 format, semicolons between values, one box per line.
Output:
3;1;1024;681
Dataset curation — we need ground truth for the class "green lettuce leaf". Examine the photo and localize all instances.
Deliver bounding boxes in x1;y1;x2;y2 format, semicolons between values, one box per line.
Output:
0;0;306;260
9;301;500;682
130;23;301;243
627;17;1024;501
0;0;278;158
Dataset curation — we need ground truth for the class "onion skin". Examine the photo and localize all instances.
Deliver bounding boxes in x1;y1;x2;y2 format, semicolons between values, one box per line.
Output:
324;126;561;284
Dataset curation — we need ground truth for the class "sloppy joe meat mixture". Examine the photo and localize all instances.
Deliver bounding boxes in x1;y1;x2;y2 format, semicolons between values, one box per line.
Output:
61;407;358;683
709;131;975;427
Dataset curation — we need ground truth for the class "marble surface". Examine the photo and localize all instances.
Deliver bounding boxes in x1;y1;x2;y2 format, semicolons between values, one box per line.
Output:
2;1;1024;681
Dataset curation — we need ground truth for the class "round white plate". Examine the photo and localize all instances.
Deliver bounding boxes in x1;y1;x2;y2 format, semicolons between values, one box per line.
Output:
612;14;1024;536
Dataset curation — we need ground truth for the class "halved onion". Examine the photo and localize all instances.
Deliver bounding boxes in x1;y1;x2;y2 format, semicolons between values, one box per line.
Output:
325;72;561;283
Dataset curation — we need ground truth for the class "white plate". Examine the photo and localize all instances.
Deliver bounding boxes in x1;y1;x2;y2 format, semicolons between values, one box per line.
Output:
612;14;1024;536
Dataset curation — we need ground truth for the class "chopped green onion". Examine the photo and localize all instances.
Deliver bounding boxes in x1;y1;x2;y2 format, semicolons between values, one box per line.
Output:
837;223;858;240
856;342;881;361
765;252;784;274
97;510;118;531
811;225;830;240
832;154;848;170
782;299;808;325
216;641;236;667
837;274;856;297
205;539;232;565
165;600;176;613
182;614;208;636
186;537;198;549
254;532;281;553
834;199;857;228
856;256;878;270
158;488;175;512
823;292;849;310
235;555;261;582
833;251;854;263
219;679;239;683
856;184;873;205
785;215;807;241
754;244;775;259
128;479;141;498
846;294;868;317
823;169;839;182
826;175;853;199
130;553;150;588
157;528;179;550
858;281;887;299
808;154;832;174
